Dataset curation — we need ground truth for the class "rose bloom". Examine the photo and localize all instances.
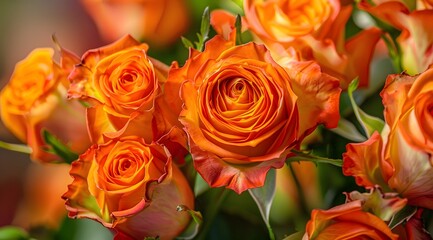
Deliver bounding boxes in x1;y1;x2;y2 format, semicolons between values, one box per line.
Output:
359;0;433;75
0;48;90;163
165;35;341;194
80;0;190;47
68;35;185;159
304;200;398;239
343;66;433;210
244;0;340;42
243;0;382;88
62;136;194;240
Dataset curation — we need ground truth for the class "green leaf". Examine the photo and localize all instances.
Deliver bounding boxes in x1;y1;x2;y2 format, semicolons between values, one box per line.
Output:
79;100;92;108
176;205;203;240
347;187;406;222
0;226;31;240
347;79;385;138
388;205;417;229
235;14;243;45
42;129;78;164
330;117;367;142
200;7;210;41
282;231;304;240
381;34;402;73
404;0;416;11
195;6;210;51
248;168;276;240
0;140;32;154
288;150;343;167
231;0;244;10
181;36;194;49
194;173;210;197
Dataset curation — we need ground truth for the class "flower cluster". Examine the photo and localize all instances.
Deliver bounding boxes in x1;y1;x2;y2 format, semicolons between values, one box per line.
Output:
1;0;433;239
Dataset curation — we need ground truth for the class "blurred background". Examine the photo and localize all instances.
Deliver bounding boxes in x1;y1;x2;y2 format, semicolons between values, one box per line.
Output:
0;0;105;238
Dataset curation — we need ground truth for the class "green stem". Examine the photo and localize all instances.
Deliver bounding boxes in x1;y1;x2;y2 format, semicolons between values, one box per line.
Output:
381;34;402;73
0;140;32;154
196;188;229;240
266;222;275;240
288;150;343;167
287;162;309;227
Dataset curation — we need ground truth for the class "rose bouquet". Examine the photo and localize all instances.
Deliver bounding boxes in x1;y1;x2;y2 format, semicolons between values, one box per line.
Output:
0;0;432;239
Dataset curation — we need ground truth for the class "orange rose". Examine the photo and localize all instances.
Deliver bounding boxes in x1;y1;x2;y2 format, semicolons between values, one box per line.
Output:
359;0;433;75
68;35;185;158
243;0;382;88
80;0;190;47
165;35;340;194
343;67;433;209
62;136;194;240
244;0;340;42
0;48;90;163
304;200;398;239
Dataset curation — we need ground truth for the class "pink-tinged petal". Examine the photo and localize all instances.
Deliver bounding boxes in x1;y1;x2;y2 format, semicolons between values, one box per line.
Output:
386;130;433;209
360;1;433;74
343;132;390;189
397;10;433;75
358;1;410;30
380;72;415;128
404;209;433;240
56;44;81;88
114;165;194;240
395;67;433;153
59;47;80;72
190;140;288;194
285;60;341;138
345;186;407;221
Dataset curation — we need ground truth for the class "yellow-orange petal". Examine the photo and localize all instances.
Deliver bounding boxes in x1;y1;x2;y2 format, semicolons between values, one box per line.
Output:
343;132;389;189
